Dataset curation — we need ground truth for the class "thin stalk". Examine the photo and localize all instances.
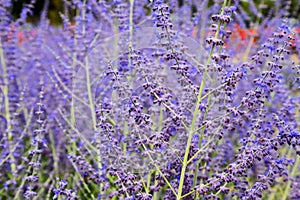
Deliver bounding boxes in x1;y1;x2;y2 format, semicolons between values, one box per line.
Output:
69;11;80;188
85;52;97;131
0;38;16;174
193;80;216;189
70;9;80;128
82;0;97;132
176;1;227;199
49;129;59;177
129;0;134;50
153;170;159;200
81;2;102;193
123;122;128;154
121;0;134;157
146;171;153;193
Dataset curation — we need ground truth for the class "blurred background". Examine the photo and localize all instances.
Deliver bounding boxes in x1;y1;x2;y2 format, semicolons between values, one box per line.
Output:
9;0;300;26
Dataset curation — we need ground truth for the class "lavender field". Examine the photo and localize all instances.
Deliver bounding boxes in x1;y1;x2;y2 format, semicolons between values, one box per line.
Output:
0;0;300;199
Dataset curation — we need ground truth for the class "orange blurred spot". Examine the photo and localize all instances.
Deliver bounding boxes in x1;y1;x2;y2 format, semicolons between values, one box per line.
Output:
17;32;25;44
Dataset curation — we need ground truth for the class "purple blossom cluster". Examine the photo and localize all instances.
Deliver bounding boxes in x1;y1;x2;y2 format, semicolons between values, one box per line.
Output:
0;0;300;199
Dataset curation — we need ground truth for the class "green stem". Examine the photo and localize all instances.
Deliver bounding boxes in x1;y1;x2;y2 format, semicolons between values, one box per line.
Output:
81;2;102;193
0;38;16;175
70;9;79;129
176;1;227;199
123;122;128;154
69;9;80;188
82;0;97;132
146;171;153;194
49;130;59;177
85;52;97;131
129;0;134;49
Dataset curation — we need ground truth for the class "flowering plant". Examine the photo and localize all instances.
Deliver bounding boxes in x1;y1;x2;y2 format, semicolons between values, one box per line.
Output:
0;0;299;199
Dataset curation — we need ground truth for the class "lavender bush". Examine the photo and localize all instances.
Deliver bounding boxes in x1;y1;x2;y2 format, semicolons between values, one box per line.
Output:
0;0;300;199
